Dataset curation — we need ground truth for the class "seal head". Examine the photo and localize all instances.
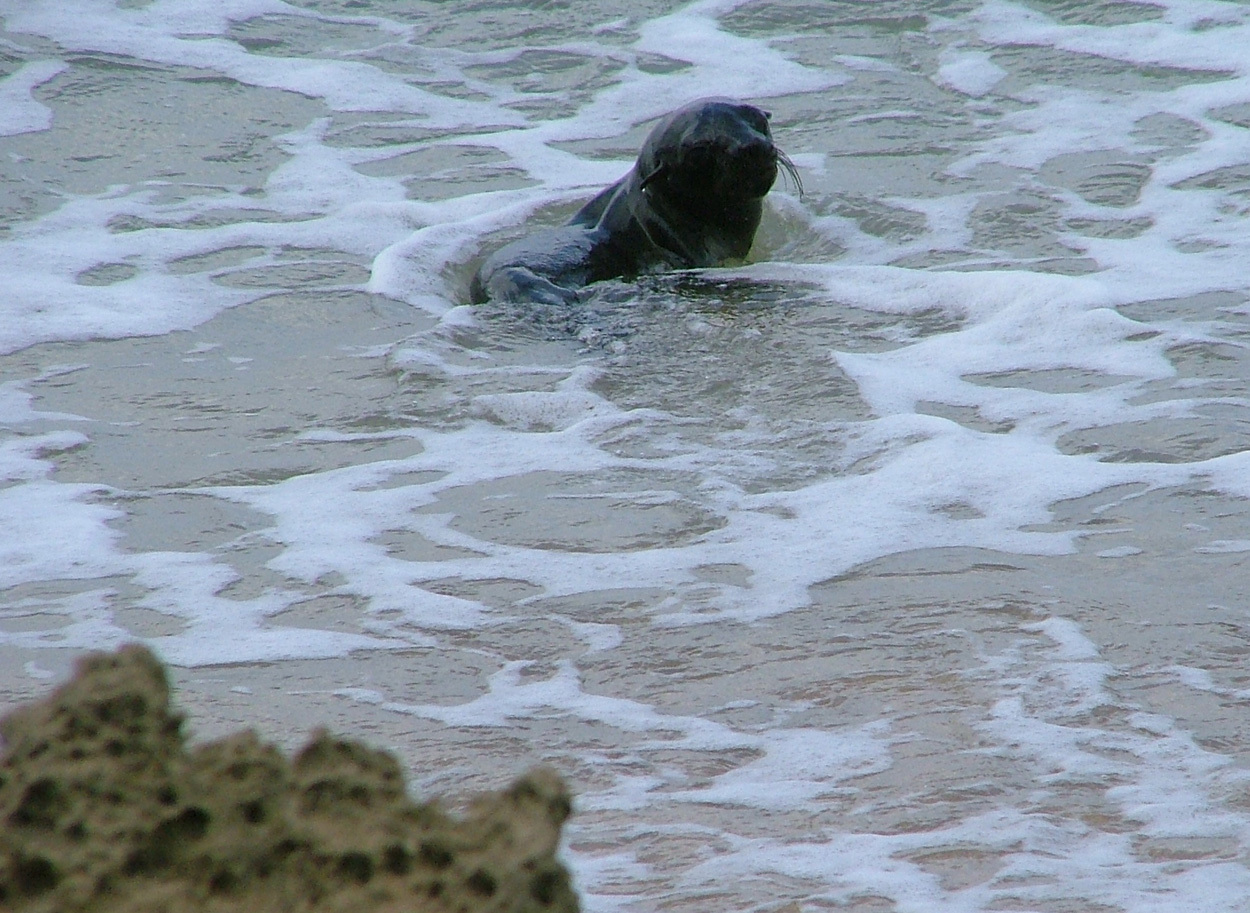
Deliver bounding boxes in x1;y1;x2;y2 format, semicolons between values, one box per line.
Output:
629;99;779;262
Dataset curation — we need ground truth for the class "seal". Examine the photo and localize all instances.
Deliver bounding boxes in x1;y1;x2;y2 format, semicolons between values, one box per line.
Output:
471;97;798;305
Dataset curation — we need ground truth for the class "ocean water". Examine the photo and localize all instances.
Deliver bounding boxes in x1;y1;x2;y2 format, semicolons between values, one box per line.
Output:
4;0;1250;909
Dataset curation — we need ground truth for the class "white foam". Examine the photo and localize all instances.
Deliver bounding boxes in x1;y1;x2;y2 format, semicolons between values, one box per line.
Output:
131;548;413;666
668;725;892;810
0;374;89;425
555;618;623;653
968;619;1250;910
633;0;840;102
0;195;258;354
936;47;1007;97
5;0;512;123
363;659;739;745
0;436;116;591
340;661;892;814
0;431;414;665
0;60;65;136
199;249;1244;630
22;661;55;681
975;0;1250;72
1194;539;1250;553
1096;545;1143;557
1168;664;1250;701
945;0;1250;301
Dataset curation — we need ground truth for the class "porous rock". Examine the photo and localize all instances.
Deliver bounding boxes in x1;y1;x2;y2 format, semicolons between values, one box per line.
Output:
0;645;578;913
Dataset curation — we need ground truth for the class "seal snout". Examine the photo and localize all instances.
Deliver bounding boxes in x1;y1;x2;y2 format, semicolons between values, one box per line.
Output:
683;103;782;199
727;139;780;198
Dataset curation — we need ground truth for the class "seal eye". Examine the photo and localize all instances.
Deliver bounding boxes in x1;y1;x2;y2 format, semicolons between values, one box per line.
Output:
735;105;771;136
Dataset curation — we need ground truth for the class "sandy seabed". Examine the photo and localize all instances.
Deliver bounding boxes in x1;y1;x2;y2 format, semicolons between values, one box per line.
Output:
0;645;579;913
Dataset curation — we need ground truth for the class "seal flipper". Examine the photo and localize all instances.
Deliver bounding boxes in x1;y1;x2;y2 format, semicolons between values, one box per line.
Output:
476;265;582;307
472;224;600;304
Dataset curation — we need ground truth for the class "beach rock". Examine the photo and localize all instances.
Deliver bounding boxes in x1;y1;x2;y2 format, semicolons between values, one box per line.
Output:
0;645;578;913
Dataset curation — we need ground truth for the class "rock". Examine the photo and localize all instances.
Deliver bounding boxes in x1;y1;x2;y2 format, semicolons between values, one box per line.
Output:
0;645;579;913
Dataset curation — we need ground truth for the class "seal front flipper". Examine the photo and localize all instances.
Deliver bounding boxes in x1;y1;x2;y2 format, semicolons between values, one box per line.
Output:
471;223;603;305
474;264;582;307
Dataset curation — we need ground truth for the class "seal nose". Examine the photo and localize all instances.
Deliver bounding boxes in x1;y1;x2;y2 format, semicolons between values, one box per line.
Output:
736;140;774;169
729;140;778;197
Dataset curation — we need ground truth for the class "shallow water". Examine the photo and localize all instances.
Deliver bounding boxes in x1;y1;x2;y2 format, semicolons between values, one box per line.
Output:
4;1;1250;910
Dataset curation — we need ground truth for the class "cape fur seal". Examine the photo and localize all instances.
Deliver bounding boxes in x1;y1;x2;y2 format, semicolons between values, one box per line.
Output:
471;97;798;305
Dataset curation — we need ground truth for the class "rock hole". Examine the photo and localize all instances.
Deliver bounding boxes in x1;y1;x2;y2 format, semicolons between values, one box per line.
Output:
337;852;373;884
531;868;564;905
466;868;497;897
240;800;265;823
12;856;60;897
10;778;66;829
383;843;412;875
419;841;453;870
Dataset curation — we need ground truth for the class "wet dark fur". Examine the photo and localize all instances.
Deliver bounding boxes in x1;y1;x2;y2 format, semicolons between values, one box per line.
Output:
471;98;797;306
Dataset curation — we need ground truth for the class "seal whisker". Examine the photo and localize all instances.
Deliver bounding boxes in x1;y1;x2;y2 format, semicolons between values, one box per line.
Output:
776;148;803;199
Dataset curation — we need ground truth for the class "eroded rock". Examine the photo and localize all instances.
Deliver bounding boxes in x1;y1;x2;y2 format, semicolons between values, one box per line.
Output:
0;645;578;913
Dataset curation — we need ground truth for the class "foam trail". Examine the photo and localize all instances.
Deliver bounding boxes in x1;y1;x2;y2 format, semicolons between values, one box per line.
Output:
0;59;65;136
